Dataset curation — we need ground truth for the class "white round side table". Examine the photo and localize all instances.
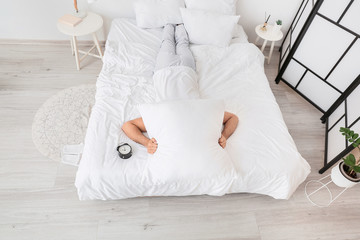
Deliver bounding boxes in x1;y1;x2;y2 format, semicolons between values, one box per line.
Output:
254;24;283;64
57;12;104;70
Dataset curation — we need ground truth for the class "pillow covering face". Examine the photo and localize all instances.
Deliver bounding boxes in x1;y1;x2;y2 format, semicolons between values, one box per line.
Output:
134;0;184;28
138;99;236;195
184;0;238;15
180;8;240;47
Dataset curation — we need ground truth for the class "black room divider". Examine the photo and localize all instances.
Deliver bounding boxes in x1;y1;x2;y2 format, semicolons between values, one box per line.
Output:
275;0;360;173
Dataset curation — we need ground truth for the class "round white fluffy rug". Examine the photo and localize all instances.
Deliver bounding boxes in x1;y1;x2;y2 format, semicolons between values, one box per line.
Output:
32;84;96;161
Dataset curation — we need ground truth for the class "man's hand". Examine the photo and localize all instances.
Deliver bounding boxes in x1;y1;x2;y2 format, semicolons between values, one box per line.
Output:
147;138;158;154
218;135;227;149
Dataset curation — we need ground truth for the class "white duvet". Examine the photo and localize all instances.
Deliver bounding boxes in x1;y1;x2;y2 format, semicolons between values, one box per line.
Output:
75;19;311;200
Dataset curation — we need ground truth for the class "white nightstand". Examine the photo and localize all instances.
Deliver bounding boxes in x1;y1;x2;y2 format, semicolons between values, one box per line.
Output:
57;12;104;70
254;24;283;64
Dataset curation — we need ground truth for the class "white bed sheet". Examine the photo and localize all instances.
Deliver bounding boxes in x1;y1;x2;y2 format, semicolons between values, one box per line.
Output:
75;19;310;200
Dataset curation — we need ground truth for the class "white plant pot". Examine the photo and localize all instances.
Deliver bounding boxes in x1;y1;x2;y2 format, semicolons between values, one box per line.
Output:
273;24;282;34
331;162;359;188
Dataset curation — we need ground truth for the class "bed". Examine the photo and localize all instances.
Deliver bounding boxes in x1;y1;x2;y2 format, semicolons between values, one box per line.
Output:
75;18;311;200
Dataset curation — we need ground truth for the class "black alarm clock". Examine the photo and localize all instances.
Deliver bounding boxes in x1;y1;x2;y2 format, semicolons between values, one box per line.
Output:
117;143;132;159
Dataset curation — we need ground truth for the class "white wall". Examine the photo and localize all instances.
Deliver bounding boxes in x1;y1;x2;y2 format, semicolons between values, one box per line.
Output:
1;0;74;40
1;0;303;45
237;0;303;45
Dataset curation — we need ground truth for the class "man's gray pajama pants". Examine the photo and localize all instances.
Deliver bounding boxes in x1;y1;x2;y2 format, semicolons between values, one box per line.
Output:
154;24;196;71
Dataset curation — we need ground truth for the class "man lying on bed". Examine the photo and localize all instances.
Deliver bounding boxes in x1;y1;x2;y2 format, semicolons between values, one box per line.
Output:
122;24;238;154
122;111;238;154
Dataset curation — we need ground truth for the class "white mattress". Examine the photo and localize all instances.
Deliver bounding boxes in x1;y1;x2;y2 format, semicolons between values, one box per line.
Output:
75;19;311;200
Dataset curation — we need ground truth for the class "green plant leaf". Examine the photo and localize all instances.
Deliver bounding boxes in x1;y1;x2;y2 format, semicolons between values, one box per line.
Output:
352;143;358;148
350;131;354;137
344;158;354;167
352;166;360;173
350;154;356;163
340;127;346;132
349;138;354;142
353;133;359;139
344;154;356;166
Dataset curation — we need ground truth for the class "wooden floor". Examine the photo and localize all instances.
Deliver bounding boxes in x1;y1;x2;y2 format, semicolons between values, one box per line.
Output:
1;43;359;240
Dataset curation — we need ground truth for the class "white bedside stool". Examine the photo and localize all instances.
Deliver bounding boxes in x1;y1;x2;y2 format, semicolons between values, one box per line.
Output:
254;24;283;64
57;12;104;70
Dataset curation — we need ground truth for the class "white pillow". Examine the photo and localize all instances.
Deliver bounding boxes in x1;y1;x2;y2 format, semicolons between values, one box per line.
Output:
233;24;247;39
180;8;240;47
138;99;236;195
184;0;238;15
134;0;184;28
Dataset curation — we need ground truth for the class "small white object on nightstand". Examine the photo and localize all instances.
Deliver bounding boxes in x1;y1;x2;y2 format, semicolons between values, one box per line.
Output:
57;12;104;70
254;24;283;64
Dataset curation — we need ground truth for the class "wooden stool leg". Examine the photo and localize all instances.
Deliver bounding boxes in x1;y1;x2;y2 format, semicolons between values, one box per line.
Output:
70;38;74;56
72;36;80;71
92;33;103;60
255;36;260;45
260;40;267;52
268;41;275;64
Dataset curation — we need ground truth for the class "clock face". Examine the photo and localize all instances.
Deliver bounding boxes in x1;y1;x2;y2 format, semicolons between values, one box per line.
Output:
119;144;131;154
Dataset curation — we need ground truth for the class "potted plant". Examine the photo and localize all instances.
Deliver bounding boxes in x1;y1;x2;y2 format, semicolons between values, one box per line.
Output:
331;127;360;188
273;19;282;33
